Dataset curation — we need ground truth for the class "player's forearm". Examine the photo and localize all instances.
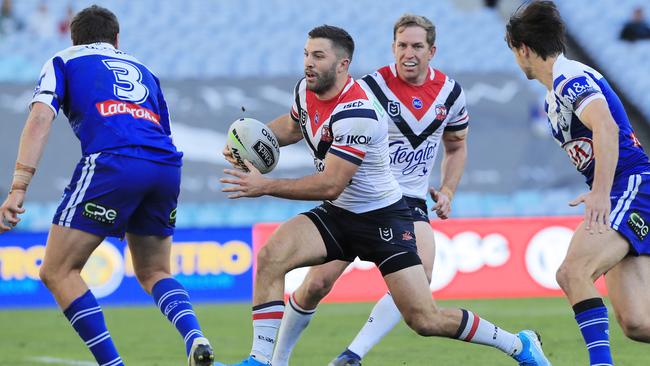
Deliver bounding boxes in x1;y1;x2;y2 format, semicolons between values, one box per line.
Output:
591;123;619;194
10;108;54;193
264;174;343;201
439;144;467;198
16;112;53;168
268;114;303;147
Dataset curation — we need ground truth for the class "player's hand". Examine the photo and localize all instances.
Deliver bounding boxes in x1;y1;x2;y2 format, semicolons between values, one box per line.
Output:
569;190;611;234
0;190;26;233
220;160;268;199
222;145;246;170
429;187;451;220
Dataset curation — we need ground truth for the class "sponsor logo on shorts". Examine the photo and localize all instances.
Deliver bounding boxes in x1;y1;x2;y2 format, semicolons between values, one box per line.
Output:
82;202;118;225
253;140;276;168
379;227;393;242
169;208;177;225
402;230;413;241
627;211;649;241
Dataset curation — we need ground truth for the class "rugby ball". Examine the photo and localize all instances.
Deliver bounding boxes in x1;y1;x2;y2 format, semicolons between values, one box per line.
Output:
226;118;280;174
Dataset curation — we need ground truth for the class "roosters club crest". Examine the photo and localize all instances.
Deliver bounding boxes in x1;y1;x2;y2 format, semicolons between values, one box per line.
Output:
435;104;448;121
321;125;333;143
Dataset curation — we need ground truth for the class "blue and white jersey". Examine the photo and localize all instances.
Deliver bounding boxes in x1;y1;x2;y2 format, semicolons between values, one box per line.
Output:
31;42;182;166
545;54;650;186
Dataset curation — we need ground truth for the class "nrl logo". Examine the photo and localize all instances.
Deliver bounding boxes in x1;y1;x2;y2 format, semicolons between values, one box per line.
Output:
379;227;393;242
300;110;308;127
387;101;401;118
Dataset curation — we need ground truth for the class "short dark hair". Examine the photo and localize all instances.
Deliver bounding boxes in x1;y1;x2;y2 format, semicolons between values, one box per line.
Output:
70;5;119;46
505;1;566;60
308;25;355;61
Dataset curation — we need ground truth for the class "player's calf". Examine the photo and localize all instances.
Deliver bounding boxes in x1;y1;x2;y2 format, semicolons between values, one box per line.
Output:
296;274;335;309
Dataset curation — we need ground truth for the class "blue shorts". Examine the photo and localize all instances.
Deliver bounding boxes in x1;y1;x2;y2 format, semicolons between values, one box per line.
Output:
302;198;421;276
404;196;429;222
610;172;650;255
53;152;180;238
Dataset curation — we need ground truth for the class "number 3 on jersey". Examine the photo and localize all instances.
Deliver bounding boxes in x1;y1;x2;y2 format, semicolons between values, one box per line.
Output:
103;59;149;104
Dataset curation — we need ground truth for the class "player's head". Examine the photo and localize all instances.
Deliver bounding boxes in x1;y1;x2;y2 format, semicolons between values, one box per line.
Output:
304;25;355;94
392;14;436;85
70;5;119;47
505;1;566;79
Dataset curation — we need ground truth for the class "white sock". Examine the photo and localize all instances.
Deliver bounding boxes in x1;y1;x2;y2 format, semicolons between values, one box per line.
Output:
271;294;316;366
454;309;522;355
348;292;402;358
251;301;285;364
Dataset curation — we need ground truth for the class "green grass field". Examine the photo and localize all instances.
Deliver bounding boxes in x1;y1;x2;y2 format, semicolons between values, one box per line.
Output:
1;297;648;365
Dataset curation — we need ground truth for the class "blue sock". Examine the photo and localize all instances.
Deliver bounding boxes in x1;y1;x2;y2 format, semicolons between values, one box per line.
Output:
152;277;204;355
573;298;613;366
63;290;123;366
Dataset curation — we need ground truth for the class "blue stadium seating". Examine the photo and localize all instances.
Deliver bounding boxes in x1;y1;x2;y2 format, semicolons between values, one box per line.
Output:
557;1;650;120
0;0;519;81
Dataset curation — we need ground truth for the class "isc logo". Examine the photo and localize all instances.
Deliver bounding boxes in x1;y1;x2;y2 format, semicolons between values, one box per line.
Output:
343;101;363;109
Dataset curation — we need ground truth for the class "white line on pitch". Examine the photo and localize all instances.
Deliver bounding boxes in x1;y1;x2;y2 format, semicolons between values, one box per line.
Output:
29;356;96;366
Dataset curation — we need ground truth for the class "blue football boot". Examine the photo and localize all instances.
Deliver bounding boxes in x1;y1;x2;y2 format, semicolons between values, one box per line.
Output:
513;330;552;366
214;355;269;366
328;349;362;366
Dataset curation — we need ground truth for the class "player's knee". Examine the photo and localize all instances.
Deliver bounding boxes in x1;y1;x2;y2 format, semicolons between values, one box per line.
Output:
617;313;650;342
256;245;289;276
38;264;66;289
38;265;54;288
555;261;582;291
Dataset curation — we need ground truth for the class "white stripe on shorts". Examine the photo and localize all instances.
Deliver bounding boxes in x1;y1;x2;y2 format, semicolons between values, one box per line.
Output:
612;174;641;230
60;153;100;227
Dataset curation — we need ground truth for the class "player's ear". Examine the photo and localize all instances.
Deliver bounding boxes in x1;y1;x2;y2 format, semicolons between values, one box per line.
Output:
338;57;350;72
114;33;119;49
429;45;437;60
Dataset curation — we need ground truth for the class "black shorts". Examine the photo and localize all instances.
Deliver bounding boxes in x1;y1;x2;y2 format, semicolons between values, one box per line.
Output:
404;196;429;222
302;198;421;276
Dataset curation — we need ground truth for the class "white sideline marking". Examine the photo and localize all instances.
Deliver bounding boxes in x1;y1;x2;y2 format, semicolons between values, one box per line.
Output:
29;356;96;366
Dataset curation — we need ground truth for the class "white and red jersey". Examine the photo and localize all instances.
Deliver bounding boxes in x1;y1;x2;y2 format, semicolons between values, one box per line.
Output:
290;76;402;213
359;64;469;200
